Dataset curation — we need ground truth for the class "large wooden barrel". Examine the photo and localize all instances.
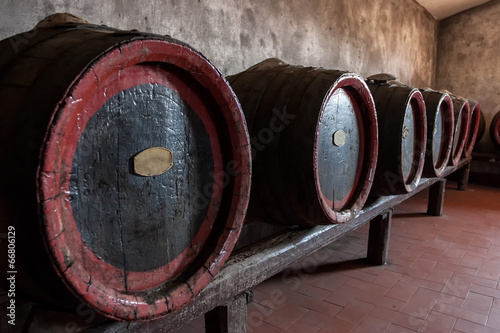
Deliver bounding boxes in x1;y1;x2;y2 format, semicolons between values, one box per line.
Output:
463;101;481;157
228;58;378;225
0;15;251;321
449;97;471;165
367;79;427;195
491;110;500;150
420;89;454;178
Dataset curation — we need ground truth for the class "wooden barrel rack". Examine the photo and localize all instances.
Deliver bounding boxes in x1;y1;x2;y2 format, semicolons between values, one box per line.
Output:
420;89;454;178
490;110;500;150
449;97;471;165
0;16;251;321
366;80;427;195
20;158;468;333
228;58;378;225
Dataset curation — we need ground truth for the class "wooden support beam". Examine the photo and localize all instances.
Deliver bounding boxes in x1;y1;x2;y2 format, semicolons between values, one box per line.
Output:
205;291;252;333
427;179;446;216
367;209;393;265
457;161;471;191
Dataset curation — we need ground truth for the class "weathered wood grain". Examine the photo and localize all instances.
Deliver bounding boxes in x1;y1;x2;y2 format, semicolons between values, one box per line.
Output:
367;209;393;265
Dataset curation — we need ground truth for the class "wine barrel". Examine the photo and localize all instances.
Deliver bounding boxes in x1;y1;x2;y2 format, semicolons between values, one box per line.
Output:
420;89;454;178
0;15;251;321
228;58;378;225
491;110;500;150
367;79;427;195
463;101;481;157
477;109;486;143
449;97;471;165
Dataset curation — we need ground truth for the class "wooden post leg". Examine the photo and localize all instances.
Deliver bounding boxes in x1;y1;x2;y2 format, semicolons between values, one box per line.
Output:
457;161;470;191
427;179;446;216
205;291;252;333
367;209;392;265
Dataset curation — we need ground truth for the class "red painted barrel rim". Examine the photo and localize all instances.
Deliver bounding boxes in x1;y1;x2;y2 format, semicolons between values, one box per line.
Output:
491;110;500;149
450;101;470;165
433;94;454;176
463;102;481;157
401;90;427;192
314;74;378;223
37;38;251;321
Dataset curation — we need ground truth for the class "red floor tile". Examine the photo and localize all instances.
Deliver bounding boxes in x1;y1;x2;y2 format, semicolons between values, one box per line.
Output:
385;324;419;333
419;310;457;332
433;302;488;325
301;310;356;333
453;318;500;333
351;315;391;333
264;303;308;330
170;184;500;333
462;292;493;315
486;307;500;330
324;284;361;307
425;266;454;284
371;269;403;288
290;292;342;317
442;275;473;298
335;299;374;324
399;274;446;292
493;298;500;308
282;318;321;333
370;305;424;331
458;254;484;269
476;260;500;281
386;282;419;302
248;321;283;333
343;278;391;295
354;289;406;311
470;284;500;299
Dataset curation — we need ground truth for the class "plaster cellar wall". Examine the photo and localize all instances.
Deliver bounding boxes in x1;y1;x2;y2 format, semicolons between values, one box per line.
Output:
1;0;436;88
436;0;500;153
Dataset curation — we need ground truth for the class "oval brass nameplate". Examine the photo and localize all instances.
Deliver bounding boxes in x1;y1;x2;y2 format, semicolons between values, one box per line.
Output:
333;130;347;147
134;147;173;177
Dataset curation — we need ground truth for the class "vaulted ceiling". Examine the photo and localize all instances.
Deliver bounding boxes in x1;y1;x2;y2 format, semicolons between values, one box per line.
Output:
415;0;492;20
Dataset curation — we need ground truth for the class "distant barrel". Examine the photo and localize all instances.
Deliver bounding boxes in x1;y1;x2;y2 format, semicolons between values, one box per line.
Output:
477;110;486;143
367;78;427;195
449;97;470;165
463;101;481;157
420;89;454;178
491;110;500;150
0;15;251;321
228;58;378;225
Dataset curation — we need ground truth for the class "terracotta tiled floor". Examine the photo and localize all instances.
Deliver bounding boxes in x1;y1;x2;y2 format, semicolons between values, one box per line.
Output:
175;182;500;333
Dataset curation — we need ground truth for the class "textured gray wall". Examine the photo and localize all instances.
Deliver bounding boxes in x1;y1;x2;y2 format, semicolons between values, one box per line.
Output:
0;0;436;87
436;1;500;153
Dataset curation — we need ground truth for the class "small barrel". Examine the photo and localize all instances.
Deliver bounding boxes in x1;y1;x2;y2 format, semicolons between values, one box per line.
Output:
0;15;251;321
449;97;471;165
228;58;378;225
463;101;481;157
420;89;454;178
367;79;427;195
491;110;500;150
